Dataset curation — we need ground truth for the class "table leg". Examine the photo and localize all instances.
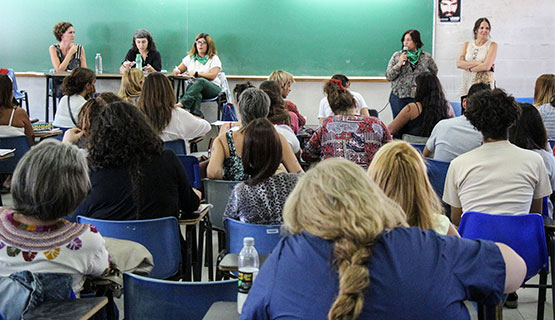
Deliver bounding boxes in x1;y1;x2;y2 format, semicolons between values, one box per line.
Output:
45;76;50;122
196;218;205;281
206;217;214;281
183;225;193;281
191;225;199;281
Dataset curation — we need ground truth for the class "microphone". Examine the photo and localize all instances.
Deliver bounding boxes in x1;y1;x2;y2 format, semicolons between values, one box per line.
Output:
402;46;408;65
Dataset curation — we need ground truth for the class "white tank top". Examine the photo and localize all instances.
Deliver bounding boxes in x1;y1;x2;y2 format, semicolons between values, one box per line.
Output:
0;108;26;137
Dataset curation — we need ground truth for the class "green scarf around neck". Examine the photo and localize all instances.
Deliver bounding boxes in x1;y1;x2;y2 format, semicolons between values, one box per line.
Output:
193;54;209;65
406;48;421;65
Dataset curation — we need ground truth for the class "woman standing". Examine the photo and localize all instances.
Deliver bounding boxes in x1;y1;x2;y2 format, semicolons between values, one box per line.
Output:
386;29;438;118
49;22;87;73
457;18;498;98
120;29;162;73
174;33;222;117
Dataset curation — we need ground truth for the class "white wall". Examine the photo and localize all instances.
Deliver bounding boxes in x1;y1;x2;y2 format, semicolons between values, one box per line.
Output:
16;0;555;126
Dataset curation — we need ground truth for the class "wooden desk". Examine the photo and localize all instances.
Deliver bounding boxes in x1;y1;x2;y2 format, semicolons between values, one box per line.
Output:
34;129;62;140
0;152;14;160
179;204;213;281
219;253;268;272
203;301;238;320
24;296;108;320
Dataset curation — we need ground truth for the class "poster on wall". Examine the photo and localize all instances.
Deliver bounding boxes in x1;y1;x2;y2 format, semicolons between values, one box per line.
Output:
439;0;461;22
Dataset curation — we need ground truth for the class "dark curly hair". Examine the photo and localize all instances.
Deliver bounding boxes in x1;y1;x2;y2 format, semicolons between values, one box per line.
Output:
466;88;521;140
414;72;449;136
53;22;73;42
62;67;96;96
509;103;547;150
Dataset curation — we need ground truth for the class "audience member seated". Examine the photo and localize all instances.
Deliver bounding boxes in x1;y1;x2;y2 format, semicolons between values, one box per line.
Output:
259;80;299;134
268;70;306;128
317;74;370;122
388;72;453;139
224;119;301;224
118;68;144;104
443;89;552;225
368;141;459;236
72;101;200;221
303;79;391;169
0;75;34;145
537;74;555;139
0;140;109;295
423;83;490;161
207;88;303;181
242;158;526;319
53;67;96;129
138;72;210;154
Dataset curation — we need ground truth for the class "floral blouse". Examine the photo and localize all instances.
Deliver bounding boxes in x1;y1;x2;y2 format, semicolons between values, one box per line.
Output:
385;50;438;99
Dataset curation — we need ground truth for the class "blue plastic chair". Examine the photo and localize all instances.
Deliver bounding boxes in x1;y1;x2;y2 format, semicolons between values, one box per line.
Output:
410;143;426;153
225;218;282;254
0;135;31;174
0;69;29;115
450;101;462;117
515;97;534;104
548;140;555;149
163;139;187;155
425;159;450;199
123;273;237;320
76;216;181;279
177;155;202;189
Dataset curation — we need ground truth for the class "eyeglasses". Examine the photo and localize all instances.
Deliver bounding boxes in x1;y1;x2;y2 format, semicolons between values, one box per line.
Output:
196;40;207;45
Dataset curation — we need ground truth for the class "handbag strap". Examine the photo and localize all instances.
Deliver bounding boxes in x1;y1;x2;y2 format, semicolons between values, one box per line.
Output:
67;97;78;126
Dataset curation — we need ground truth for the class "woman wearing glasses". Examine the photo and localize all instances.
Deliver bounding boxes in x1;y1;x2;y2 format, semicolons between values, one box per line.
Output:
457;17;498;99
174;33;222;117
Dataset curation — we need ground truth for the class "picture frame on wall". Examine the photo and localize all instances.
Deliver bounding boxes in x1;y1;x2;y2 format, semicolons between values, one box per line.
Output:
439;0;461;22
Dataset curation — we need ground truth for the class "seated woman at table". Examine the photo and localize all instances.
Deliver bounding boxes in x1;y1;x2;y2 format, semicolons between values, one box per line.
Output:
241;158;526;319
120;29;162;73
302;79;391;169
117;68;144;104
368;140;459;236
49;22;87;73
268;70;306;129
388;72;453;139
72;101;200;221
0;140;109;296
0;75;34;145
207;88;303;181
259;80;299;134
224;118;301;224
174;33;221;117
138;72;210;154
53;67;96;129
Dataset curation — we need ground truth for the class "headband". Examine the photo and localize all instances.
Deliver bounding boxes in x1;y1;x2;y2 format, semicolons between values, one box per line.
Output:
329;79;345;91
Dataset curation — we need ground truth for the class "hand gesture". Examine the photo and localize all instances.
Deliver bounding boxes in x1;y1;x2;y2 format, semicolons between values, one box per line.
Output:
143;64;155;72
62;128;84;145
397;52;407;67
68;44;79;56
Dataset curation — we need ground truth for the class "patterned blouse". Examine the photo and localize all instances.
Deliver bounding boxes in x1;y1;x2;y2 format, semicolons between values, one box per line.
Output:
302;115;392;169
223;130;250;181
385;50;438;99
0;208;109;294
224;173;301;225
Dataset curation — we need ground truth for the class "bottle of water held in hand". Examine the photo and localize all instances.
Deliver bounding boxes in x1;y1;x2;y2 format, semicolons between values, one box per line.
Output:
94;53;103;74
135;54;143;70
237;237;259;314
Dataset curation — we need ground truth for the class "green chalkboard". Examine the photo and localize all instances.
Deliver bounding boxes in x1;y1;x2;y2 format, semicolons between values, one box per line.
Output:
2;0;433;76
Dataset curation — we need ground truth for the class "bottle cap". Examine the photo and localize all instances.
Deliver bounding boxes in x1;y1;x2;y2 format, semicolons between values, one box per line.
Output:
243;237;254;246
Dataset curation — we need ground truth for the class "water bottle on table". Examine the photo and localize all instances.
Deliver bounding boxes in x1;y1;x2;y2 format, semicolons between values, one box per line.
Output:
237;237;259;314
135;54;143;70
95;53;103;74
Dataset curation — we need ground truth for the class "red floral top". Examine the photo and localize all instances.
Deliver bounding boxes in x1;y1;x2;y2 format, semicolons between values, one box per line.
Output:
302;115;392;169
284;100;306;128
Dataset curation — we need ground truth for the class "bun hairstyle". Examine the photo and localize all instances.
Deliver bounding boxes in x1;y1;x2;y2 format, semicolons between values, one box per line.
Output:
0;74;14;108
324;77;356;115
53;22;73;42
62;67;96;96
259;80;291;126
283;158;407;320
242;118;282;186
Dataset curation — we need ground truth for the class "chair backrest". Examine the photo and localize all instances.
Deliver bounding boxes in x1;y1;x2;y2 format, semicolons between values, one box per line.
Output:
163;139;187;155
402;134;428;144
425;158;450;199
542;196;549;217
177;155;202;189
549;139;555;149
218;72;232;104
124;273;237;320
202;178;240;230
224;218;282;254
515;97;534;104
410;143;426;153
458;211;548;281
76;216;181;279
450;101;462;117
0;135;31;174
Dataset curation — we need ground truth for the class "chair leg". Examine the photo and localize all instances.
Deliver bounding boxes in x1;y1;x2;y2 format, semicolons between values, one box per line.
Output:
196;220;205;281
191;225;200;281
205;218;214;281
549;232;555;320
183;225;193;281
537;270;547;320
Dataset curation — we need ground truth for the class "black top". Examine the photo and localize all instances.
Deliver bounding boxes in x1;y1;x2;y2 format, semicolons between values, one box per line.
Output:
72;150;199;221
123;49;162;71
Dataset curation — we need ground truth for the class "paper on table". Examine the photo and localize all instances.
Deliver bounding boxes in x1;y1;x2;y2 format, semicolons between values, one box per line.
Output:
212;121;236;126
0;149;15;156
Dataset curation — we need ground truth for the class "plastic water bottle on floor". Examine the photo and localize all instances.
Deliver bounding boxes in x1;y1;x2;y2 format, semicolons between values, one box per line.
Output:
237;237;259;314
95;53;102;74
135;54;143;70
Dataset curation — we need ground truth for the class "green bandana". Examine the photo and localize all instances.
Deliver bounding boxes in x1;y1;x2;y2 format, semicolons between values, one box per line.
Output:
193;54;209;65
406;48;421;65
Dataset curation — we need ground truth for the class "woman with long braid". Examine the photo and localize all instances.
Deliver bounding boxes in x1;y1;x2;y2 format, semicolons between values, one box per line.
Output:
241;158;525;319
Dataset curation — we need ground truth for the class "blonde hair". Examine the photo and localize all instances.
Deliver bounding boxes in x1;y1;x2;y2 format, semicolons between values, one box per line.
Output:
368;141;444;231
118;68;144;104
268;70;295;89
188;33;217;58
534;74;555;106
283;158;407;320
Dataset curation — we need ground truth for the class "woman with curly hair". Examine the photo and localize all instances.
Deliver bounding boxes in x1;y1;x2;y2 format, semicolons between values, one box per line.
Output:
444;89;552;225
368;141;458;236
71;101;200;221
53;67;96;129
49;21;87;73
242;158;525;319
388;71;453;139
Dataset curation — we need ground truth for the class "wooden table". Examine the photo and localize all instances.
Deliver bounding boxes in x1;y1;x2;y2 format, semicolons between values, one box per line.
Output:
34;129;63;140
179;203;213;281
203;301;238;320
219;253;268;272
24;296;108;320
0;152;14;160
